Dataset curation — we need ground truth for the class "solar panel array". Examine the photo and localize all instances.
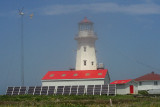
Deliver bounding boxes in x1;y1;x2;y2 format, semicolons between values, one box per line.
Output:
6;87;27;95
6;84;116;96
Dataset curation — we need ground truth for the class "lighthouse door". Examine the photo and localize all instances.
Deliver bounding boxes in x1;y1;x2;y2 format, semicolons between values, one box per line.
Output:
130;85;134;94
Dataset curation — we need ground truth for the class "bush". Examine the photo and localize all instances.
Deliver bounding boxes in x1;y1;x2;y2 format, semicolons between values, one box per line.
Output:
138;90;148;95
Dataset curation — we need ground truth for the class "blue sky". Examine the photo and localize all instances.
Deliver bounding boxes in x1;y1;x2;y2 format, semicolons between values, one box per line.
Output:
0;0;160;94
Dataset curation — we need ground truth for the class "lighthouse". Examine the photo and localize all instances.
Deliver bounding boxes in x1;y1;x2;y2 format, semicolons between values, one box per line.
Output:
42;17;110;88
75;17;98;70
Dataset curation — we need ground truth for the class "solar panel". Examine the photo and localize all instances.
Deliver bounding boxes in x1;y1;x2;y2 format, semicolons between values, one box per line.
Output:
41;86;48;95
70;86;78;95
34;86;41;95
108;84;116;95
48;86;55;95
56;86;64;95
94;85;101;95
86;85;94;95
77;85;85;95
12;87;20;95
6;87;14;95
19;87;27;95
28;86;35;95
63;86;71;95
101;85;108;95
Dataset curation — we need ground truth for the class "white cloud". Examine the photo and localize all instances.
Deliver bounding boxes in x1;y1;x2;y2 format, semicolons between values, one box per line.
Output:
41;2;160;15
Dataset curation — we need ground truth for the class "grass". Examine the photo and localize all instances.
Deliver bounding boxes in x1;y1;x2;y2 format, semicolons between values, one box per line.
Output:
0;95;160;107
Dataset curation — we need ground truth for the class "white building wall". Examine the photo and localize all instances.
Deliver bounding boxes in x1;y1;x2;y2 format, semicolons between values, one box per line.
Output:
104;72;110;85
137;80;160;90
116;85;126;95
42;79;104;88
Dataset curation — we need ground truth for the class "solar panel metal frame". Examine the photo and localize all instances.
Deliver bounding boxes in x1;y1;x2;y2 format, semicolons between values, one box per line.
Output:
56;86;64;95
70;85;78;95
108;84;116;95
77;85;85;95
12;87;21;95
63;86;71;95
6;87;14;95
101;85;109;95
27;86;35;95
41;86;48;95
34;86;42;95
94;85;102;95
48;86;55;95
19;87;27;95
86;85;94;95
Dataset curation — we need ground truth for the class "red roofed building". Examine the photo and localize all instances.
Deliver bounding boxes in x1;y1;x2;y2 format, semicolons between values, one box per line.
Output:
134;72;160;90
110;79;138;94
42;69;110;87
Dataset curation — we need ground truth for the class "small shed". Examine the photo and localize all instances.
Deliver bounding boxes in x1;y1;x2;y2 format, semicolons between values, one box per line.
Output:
110;79;138;95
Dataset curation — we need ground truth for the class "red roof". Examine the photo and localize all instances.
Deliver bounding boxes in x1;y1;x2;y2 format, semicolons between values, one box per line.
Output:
135;72;160;81
42;69;108;80
79;17;93;24
110;79;132;84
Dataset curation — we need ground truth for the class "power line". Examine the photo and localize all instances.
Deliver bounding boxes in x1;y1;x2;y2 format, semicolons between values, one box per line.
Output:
118;49;160;72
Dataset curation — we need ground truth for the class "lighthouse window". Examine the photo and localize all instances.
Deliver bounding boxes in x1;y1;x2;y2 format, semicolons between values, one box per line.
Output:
84;60;87;66
91;61;94;65
84;47;86;52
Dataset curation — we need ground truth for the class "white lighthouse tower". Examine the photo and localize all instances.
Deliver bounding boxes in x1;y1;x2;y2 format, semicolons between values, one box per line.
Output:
75;17;98;70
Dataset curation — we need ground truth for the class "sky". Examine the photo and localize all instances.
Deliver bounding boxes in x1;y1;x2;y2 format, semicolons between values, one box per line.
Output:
0;0;160;95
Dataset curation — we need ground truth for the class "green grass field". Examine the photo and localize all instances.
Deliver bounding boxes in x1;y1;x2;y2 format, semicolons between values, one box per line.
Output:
0;95;160;107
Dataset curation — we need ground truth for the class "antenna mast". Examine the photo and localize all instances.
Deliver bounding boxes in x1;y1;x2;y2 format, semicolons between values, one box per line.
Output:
18;8;24;86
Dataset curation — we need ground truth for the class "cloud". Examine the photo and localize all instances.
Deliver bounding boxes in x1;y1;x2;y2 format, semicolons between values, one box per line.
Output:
41;2;160;15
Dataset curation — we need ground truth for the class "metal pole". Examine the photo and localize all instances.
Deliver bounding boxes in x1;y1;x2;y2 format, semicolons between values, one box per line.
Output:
21;14;24;86
19;9;24;86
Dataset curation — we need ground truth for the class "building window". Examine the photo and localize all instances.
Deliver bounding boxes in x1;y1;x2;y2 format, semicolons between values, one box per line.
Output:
84;47;86;52
50;74;54;77
85;73;90;76
84;60;87;66
91;61;94;65
73;74;78;76
98;73;102;75
139;82;142;86
154;81;158;85
62;74;66;77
